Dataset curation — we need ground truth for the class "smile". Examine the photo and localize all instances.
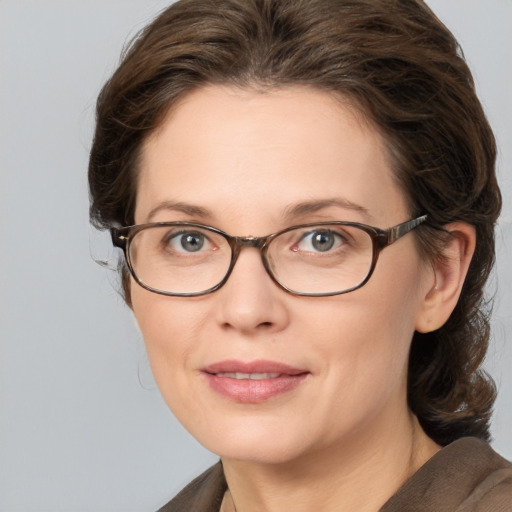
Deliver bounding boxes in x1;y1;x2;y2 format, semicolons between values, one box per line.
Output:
201;360;309;403
214;372;281;380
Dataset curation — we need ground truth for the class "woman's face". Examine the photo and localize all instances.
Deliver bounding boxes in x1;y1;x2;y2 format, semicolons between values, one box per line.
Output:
132;85;433;464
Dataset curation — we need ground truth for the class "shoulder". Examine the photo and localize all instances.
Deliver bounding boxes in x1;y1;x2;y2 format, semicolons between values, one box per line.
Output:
381;437;512;512
156;461;227;512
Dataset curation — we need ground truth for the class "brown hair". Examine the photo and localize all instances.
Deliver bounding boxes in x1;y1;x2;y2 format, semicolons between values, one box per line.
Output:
89;0;501;446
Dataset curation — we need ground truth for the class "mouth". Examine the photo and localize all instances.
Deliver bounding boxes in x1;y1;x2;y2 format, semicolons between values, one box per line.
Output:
201;360;310;403
214;372;282;380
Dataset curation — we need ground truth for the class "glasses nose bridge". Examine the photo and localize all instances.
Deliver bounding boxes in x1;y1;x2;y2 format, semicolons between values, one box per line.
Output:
228;235;271;274
231;234;269;255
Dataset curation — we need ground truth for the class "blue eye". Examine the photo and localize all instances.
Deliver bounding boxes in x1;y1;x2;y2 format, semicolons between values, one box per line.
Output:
297;230;343;252
311;231;335;251
166;231;209;253
180;233;205;252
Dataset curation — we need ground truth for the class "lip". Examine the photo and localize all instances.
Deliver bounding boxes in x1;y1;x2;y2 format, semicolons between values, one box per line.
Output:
201;359;310;403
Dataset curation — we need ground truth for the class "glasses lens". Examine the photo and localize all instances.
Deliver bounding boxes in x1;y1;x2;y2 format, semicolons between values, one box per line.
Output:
128;225;232;294
267;224;374;294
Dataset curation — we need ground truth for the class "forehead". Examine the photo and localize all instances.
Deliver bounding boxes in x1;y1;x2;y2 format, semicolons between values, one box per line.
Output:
136;85;408;229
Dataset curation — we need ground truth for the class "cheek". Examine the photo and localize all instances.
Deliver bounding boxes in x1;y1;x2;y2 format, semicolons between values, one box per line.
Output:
297;301;416;446
307;292;415;393
130;287;207;395
308;256;425;399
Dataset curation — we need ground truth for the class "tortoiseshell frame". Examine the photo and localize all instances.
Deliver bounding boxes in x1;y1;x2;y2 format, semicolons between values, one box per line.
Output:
111;215;427;297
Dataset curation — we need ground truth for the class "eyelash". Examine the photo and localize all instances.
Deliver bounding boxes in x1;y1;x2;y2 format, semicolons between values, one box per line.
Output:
162;230;213;253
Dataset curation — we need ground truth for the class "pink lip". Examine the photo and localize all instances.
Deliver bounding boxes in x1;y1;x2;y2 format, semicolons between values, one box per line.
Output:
201;360;309;403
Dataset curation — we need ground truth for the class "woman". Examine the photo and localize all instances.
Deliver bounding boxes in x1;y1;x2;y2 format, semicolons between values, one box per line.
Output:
88;0;511;510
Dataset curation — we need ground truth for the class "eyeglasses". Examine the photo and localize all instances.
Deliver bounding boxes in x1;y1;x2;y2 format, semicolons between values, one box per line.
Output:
110;215;427;297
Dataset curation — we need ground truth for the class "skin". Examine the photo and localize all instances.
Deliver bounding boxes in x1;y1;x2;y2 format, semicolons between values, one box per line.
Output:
131;85;474;512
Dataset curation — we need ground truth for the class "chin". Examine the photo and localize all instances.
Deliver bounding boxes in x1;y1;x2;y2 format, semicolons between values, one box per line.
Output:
188;415;312;465
216;438;308;466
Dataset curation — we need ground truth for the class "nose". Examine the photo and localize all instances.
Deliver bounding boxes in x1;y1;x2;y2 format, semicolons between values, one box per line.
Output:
214;247;290;335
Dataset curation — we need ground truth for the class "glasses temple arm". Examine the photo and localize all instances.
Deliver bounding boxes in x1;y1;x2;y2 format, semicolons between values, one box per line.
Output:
387;215;428;244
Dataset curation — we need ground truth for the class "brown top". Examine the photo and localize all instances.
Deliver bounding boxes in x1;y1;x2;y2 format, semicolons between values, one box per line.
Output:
158;437;512;512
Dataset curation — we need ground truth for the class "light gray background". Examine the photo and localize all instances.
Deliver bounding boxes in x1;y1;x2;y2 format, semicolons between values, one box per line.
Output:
0;1;510;511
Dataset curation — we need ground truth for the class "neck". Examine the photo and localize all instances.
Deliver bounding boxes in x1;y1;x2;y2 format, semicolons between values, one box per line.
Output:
221;413;439;512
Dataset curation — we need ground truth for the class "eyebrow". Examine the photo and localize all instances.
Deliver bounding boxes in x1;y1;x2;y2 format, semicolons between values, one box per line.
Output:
145;197;372;224
146;201;213;222
282;198;372;222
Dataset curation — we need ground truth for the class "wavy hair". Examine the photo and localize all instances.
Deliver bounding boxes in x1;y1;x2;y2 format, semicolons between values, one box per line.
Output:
89;0;501;445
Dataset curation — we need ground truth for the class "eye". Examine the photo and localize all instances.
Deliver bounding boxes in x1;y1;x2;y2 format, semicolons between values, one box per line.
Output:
295;229;345;253
165;231;211;253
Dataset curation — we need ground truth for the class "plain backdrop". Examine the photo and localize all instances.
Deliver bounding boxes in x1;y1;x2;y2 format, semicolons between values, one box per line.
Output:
0;1;510;511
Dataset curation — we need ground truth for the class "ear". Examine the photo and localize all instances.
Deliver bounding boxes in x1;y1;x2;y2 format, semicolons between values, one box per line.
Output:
415;222;476;333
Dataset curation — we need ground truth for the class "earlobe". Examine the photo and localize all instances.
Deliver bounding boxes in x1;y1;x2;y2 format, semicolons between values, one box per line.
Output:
415;222;476;333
